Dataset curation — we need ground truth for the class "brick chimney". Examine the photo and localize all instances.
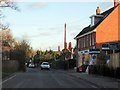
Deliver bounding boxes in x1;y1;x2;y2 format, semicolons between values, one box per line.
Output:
58;46;60;52
65;42;67;50
114;0;119;7
96;6;101;15
64;23;67;50
68;42;72;52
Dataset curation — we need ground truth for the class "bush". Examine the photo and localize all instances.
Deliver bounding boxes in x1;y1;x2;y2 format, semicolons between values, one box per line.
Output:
88;65;120;79
115;68;120;79
88;65;93;74
103;66;110;76
109;67;115;77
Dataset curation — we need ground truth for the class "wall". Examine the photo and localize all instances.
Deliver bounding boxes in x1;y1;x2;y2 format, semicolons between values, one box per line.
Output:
118;6;120;40
109;53;120;68
2;60;19;73
96;5;120;47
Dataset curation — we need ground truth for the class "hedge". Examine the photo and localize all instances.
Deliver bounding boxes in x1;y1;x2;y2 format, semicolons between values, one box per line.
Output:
89;65;120;79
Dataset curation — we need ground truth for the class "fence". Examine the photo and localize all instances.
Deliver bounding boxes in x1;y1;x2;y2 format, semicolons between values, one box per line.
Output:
109;53;120;68
88;53;120;79
2;60;19;73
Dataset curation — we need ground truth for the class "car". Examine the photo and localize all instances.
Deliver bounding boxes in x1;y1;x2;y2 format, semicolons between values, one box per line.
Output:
40;62;50;70
28;63;35;68
78;64;88;72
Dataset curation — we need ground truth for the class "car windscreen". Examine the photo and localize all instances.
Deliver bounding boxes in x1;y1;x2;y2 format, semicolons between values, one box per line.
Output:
42;63;49;65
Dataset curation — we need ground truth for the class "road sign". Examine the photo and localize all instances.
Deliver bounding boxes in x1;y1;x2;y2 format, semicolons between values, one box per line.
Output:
89;48;100;54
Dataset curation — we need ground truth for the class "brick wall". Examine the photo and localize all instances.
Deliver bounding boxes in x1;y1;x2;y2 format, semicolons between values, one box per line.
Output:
96;5;120;44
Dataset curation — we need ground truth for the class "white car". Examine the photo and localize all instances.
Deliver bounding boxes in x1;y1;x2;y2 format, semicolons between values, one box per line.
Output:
28;63;35;68
41;62;50;70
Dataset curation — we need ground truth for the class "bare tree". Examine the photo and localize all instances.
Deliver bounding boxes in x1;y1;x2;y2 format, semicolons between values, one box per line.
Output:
0;0;19;10
10;39;33;71
0;0;20;32
0;28;15;60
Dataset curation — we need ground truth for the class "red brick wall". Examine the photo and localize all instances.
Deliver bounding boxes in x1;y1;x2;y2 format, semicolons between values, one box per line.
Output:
118;5;120;40
96;5;120;48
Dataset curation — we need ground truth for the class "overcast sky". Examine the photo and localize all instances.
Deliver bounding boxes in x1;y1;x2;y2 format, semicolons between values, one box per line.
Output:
1;0;113;51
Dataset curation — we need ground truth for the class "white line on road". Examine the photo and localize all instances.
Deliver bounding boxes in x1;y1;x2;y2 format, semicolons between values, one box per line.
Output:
0;74;16;85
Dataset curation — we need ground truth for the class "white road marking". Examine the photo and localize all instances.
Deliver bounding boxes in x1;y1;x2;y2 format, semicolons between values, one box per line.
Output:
1;74;16;84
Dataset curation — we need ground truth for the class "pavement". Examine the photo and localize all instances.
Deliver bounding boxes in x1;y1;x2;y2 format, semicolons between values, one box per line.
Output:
63;69;120;88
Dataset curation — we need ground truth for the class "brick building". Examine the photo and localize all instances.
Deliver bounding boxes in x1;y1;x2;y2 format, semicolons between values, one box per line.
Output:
75;0;120;68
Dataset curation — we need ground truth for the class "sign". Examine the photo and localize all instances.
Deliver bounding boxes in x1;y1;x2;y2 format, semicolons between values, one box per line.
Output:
102;44;110;51
102;47;110;51
89;48;100;54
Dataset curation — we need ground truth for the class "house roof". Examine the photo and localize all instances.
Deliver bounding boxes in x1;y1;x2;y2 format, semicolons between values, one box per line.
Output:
75;4;119;39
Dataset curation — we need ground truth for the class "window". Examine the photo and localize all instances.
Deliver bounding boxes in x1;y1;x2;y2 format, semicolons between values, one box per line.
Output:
77;39;79;48
94;34;96;45
84;37;85;48
81;37;83;48
87;35;88;47
92;34;95;45
78;39;80;49
84;36;87;47
90;34;91;46
86;35;87;47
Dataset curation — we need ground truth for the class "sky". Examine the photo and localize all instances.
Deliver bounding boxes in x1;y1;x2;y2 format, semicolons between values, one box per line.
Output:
1;0;113;51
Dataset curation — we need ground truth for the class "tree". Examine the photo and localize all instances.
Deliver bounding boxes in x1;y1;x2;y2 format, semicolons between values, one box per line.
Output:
0;0;19;11
33;49;60;63
33;50;41;66
0;29;15;60
27;47;33;59
12;39;30;71
0;0;20;30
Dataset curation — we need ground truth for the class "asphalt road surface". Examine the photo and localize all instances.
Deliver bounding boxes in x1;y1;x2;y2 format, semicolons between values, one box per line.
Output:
2;68;101;88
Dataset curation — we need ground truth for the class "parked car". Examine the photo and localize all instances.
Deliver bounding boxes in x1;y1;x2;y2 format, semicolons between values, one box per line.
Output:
28;63;35;68
78;64;88;72
40;62;50;70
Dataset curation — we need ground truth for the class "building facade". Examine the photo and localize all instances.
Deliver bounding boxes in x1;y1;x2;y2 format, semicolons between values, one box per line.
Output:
75;0;120;69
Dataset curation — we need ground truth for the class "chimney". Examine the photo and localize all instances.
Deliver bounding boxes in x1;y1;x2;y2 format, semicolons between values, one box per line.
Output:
58;46;60;52
114;0;119;7
65;42;67;50
96;6;101;15
90;6;103;27
68;42;72;52
64;23;67;50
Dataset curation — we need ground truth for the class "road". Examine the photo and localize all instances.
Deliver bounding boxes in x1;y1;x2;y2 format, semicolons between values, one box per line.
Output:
2;68;102;88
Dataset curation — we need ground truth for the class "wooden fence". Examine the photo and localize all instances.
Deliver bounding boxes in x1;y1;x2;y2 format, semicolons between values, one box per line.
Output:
109;53;120;68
